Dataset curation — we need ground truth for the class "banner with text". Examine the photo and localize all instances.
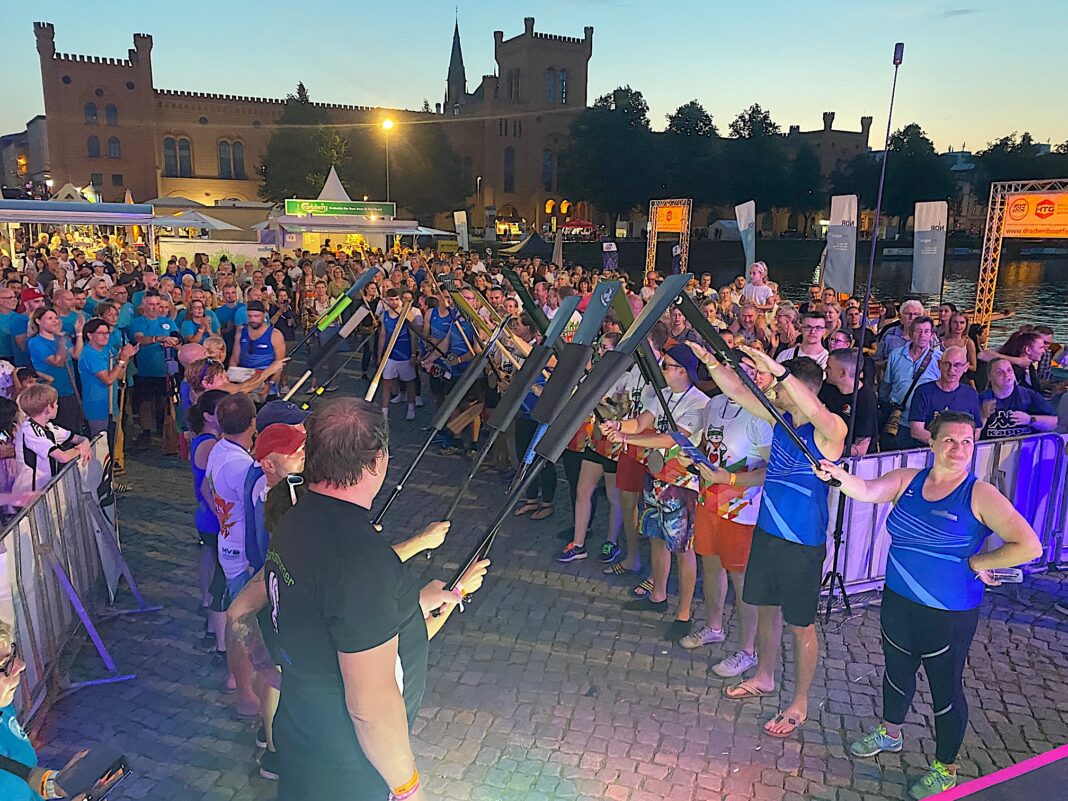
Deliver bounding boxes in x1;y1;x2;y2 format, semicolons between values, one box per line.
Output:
911;200;948;295
602;240;619;272
284;198;396;218
823;195;858;294
1002;193;1068;238
735;201;756;275
453;210;470;251
654;204;689;233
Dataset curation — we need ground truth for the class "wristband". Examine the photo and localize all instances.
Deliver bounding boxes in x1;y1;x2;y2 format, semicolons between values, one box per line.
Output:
39;769;57;799
390;768;420;800
775;366;792;383
728;472;737;487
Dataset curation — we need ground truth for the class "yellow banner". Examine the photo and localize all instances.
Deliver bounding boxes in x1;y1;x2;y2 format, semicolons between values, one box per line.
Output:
655;204;689;233
1002;192;1068;238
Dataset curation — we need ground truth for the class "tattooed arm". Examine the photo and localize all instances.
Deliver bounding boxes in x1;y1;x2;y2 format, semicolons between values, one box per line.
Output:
225;570;278;682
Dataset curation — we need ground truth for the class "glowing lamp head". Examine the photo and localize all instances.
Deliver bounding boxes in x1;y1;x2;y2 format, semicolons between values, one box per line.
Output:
382;119;395;131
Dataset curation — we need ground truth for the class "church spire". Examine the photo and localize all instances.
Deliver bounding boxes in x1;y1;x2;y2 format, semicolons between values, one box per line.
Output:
445;16;467;111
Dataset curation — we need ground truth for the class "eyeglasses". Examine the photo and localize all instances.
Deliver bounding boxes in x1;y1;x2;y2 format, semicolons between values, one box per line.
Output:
661;362;685;371
802;325;826;332
0;642;18;676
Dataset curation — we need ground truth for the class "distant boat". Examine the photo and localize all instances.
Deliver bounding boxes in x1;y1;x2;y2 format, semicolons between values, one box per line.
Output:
881;246;979;259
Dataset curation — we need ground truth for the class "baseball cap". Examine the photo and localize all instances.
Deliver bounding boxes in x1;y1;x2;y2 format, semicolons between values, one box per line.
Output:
254;423;306;462
20;287;45;303
246;300;266;313
664;344;702;385
256;399;310;432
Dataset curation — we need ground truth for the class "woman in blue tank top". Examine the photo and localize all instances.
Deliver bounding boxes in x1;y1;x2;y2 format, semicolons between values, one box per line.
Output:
817;411;1041;799
188;390;229;655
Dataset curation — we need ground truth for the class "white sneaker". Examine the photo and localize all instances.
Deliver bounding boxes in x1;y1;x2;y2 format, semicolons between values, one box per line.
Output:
406;405;416;421
415;395;424;407
391;393;404;405
713;649;758;678
381;407;389;418
679;625;725;650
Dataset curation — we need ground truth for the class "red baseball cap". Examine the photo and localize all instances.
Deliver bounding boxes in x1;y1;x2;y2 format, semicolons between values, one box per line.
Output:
20;287;45;303
253;423;306;462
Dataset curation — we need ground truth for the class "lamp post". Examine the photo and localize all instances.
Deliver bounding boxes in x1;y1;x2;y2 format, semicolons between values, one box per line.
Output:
476;175;482;227
381;118;394;203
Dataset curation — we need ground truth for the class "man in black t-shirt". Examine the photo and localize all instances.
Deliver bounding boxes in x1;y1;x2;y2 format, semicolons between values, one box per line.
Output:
820;348;879;456
265;397;489;800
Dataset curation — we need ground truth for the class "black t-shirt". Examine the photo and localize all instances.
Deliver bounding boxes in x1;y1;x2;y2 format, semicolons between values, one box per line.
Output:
819;380;879;453
265;491;428;796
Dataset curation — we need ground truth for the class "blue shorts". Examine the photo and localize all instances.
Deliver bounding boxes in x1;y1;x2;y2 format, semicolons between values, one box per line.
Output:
224;571;252;608
640;478;697;553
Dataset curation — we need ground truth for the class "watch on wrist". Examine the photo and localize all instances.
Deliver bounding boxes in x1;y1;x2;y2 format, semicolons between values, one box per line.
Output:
775;366;792;383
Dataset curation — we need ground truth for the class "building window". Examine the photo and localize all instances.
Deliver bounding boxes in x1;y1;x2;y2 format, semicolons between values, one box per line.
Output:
513;120;521;138
232;142;245;179
105;104;118;126
514;68;521;101
87;136;101;158
218;141;232;179
111;174;124;187
499;118;507;137
90;173;103;188
503;146;515;193
107;137;121;159
506;70;514;100
84;102;98;124
163;137;177;177
177;137;192;177
545;69;557;104
541;148;554;192
560;69;568;105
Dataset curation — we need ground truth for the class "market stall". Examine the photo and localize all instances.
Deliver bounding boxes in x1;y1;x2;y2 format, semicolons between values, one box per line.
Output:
0;198;155;261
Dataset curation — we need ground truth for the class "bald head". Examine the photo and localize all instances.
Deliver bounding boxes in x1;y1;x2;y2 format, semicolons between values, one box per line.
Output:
938;345;969;388
179;343;207;367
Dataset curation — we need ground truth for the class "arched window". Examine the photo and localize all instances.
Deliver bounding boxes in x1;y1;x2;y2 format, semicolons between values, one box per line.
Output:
177;138;192;177
503;146;515;193
163;137;178;177
86;136;101;158
218;140;233;179
84;102;98;125
541;148;554;192
545;68;557;104
107;137;121;159
105;104;118;126
559;69;569;105
232;142;246;180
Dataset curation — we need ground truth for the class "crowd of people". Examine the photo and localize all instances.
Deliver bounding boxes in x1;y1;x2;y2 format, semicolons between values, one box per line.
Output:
0;229;1062;800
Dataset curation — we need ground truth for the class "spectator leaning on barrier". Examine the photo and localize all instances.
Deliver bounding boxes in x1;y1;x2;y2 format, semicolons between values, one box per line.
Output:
908;346;982;447
978;358;1058;440
14;384;91;492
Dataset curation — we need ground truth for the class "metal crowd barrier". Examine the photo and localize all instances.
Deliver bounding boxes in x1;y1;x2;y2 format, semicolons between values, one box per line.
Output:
0;435;157;721
826;432;1068;594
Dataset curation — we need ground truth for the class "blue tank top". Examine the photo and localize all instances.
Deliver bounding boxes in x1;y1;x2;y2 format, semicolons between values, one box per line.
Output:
756;415;830;546
448;318;477;374
885;468;991;611
191;433;220;534
239;324;276;370
383;309;413;362
429;307;456;341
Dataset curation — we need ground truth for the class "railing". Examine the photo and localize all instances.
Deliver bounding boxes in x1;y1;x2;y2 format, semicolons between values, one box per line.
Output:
0;436;156;721
826;432;1068;594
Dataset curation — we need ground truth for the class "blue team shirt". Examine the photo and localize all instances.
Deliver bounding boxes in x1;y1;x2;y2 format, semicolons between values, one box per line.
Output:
908;382;981;433
79;344;117;421
130;315;177;377
8;313;31;367
115;301;136;331
215;303;248;330
447;318;477;374
755;414;831;547
59;311;81;337
28;334;75;396
382;310;413;362
0;311;15;358
180;316;219;344
885;468;992;610
0;704;40;801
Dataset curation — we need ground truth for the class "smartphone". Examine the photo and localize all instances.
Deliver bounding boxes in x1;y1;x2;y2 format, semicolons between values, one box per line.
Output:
989;568;1024;584
58;748;130;800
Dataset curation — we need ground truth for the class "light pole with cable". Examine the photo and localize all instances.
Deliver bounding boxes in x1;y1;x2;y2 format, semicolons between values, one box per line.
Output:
381;118;394;203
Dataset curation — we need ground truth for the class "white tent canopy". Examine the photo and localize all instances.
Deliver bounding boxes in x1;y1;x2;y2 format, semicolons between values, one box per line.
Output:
0;199;154;226
48;183;89;203
153;210;241;231
316;166;352;202
147;196;206;207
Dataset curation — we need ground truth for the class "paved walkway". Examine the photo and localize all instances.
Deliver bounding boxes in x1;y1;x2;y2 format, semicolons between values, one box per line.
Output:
32;372;1068;801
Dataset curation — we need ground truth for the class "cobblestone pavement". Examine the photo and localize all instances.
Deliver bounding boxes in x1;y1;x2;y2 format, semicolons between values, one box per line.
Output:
31;369;1068;801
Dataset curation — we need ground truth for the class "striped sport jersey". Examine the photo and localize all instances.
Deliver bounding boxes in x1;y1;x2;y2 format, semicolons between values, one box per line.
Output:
755;414;831;546
15;418;76;491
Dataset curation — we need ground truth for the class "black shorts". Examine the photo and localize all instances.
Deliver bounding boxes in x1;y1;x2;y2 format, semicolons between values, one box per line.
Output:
742;526;826;627
582;447;618;474
197;529;218;548
133;376;166;405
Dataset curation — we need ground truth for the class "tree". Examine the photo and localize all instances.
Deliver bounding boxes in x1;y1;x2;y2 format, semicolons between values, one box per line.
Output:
785;145;825;232
666;101;718;138
881;123;955;232
829;152;881;207
728;103;782;139
1056;140;1068;155
559;105;658;229
259;83;349;202
973;132;1068;198
593;86;651;130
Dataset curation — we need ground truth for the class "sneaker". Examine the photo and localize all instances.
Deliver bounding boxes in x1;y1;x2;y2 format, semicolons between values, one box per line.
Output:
258;749;281;781
306;386;318;395
712;649;758;678
556;543;588;563
849;725;904;758
909;761;956;799
599;542;621;564
679;625;726;650
255;725;267;750
406;405;416;421
323;385;338;393
465;448;480;460
439;445;463;456
415;396;424;407
391;393;404;404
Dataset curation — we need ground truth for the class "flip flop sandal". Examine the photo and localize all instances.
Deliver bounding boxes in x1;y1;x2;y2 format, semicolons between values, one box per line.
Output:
763;713;807;738
723;680;775;701
631;578;654;597
529;505;554;521
513;501;540;517
603;562;641;576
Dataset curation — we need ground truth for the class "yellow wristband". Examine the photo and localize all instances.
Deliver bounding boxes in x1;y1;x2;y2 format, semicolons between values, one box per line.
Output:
728;473;737;487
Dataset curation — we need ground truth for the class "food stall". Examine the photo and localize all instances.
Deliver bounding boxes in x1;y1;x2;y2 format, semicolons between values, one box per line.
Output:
0;198;155;261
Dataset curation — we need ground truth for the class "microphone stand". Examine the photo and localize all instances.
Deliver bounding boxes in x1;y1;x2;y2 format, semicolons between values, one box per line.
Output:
823;42;905;622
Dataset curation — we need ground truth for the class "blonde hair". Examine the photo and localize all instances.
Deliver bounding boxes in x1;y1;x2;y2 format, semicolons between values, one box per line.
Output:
19;383;59;417
0;620;10;651
203;337;226;361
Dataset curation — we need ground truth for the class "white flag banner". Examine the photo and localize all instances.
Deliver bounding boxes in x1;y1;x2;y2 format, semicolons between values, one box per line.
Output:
911;201;948;295
453;210;470;251
735;200;756;274
824;195;858;293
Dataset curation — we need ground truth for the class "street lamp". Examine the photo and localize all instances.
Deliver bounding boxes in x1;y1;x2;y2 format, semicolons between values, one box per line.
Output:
381;118;394;203
476;175;482;226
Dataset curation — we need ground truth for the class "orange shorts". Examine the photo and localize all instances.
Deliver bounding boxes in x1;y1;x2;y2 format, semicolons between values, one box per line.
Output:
693;496;755;573
615;447;647;493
